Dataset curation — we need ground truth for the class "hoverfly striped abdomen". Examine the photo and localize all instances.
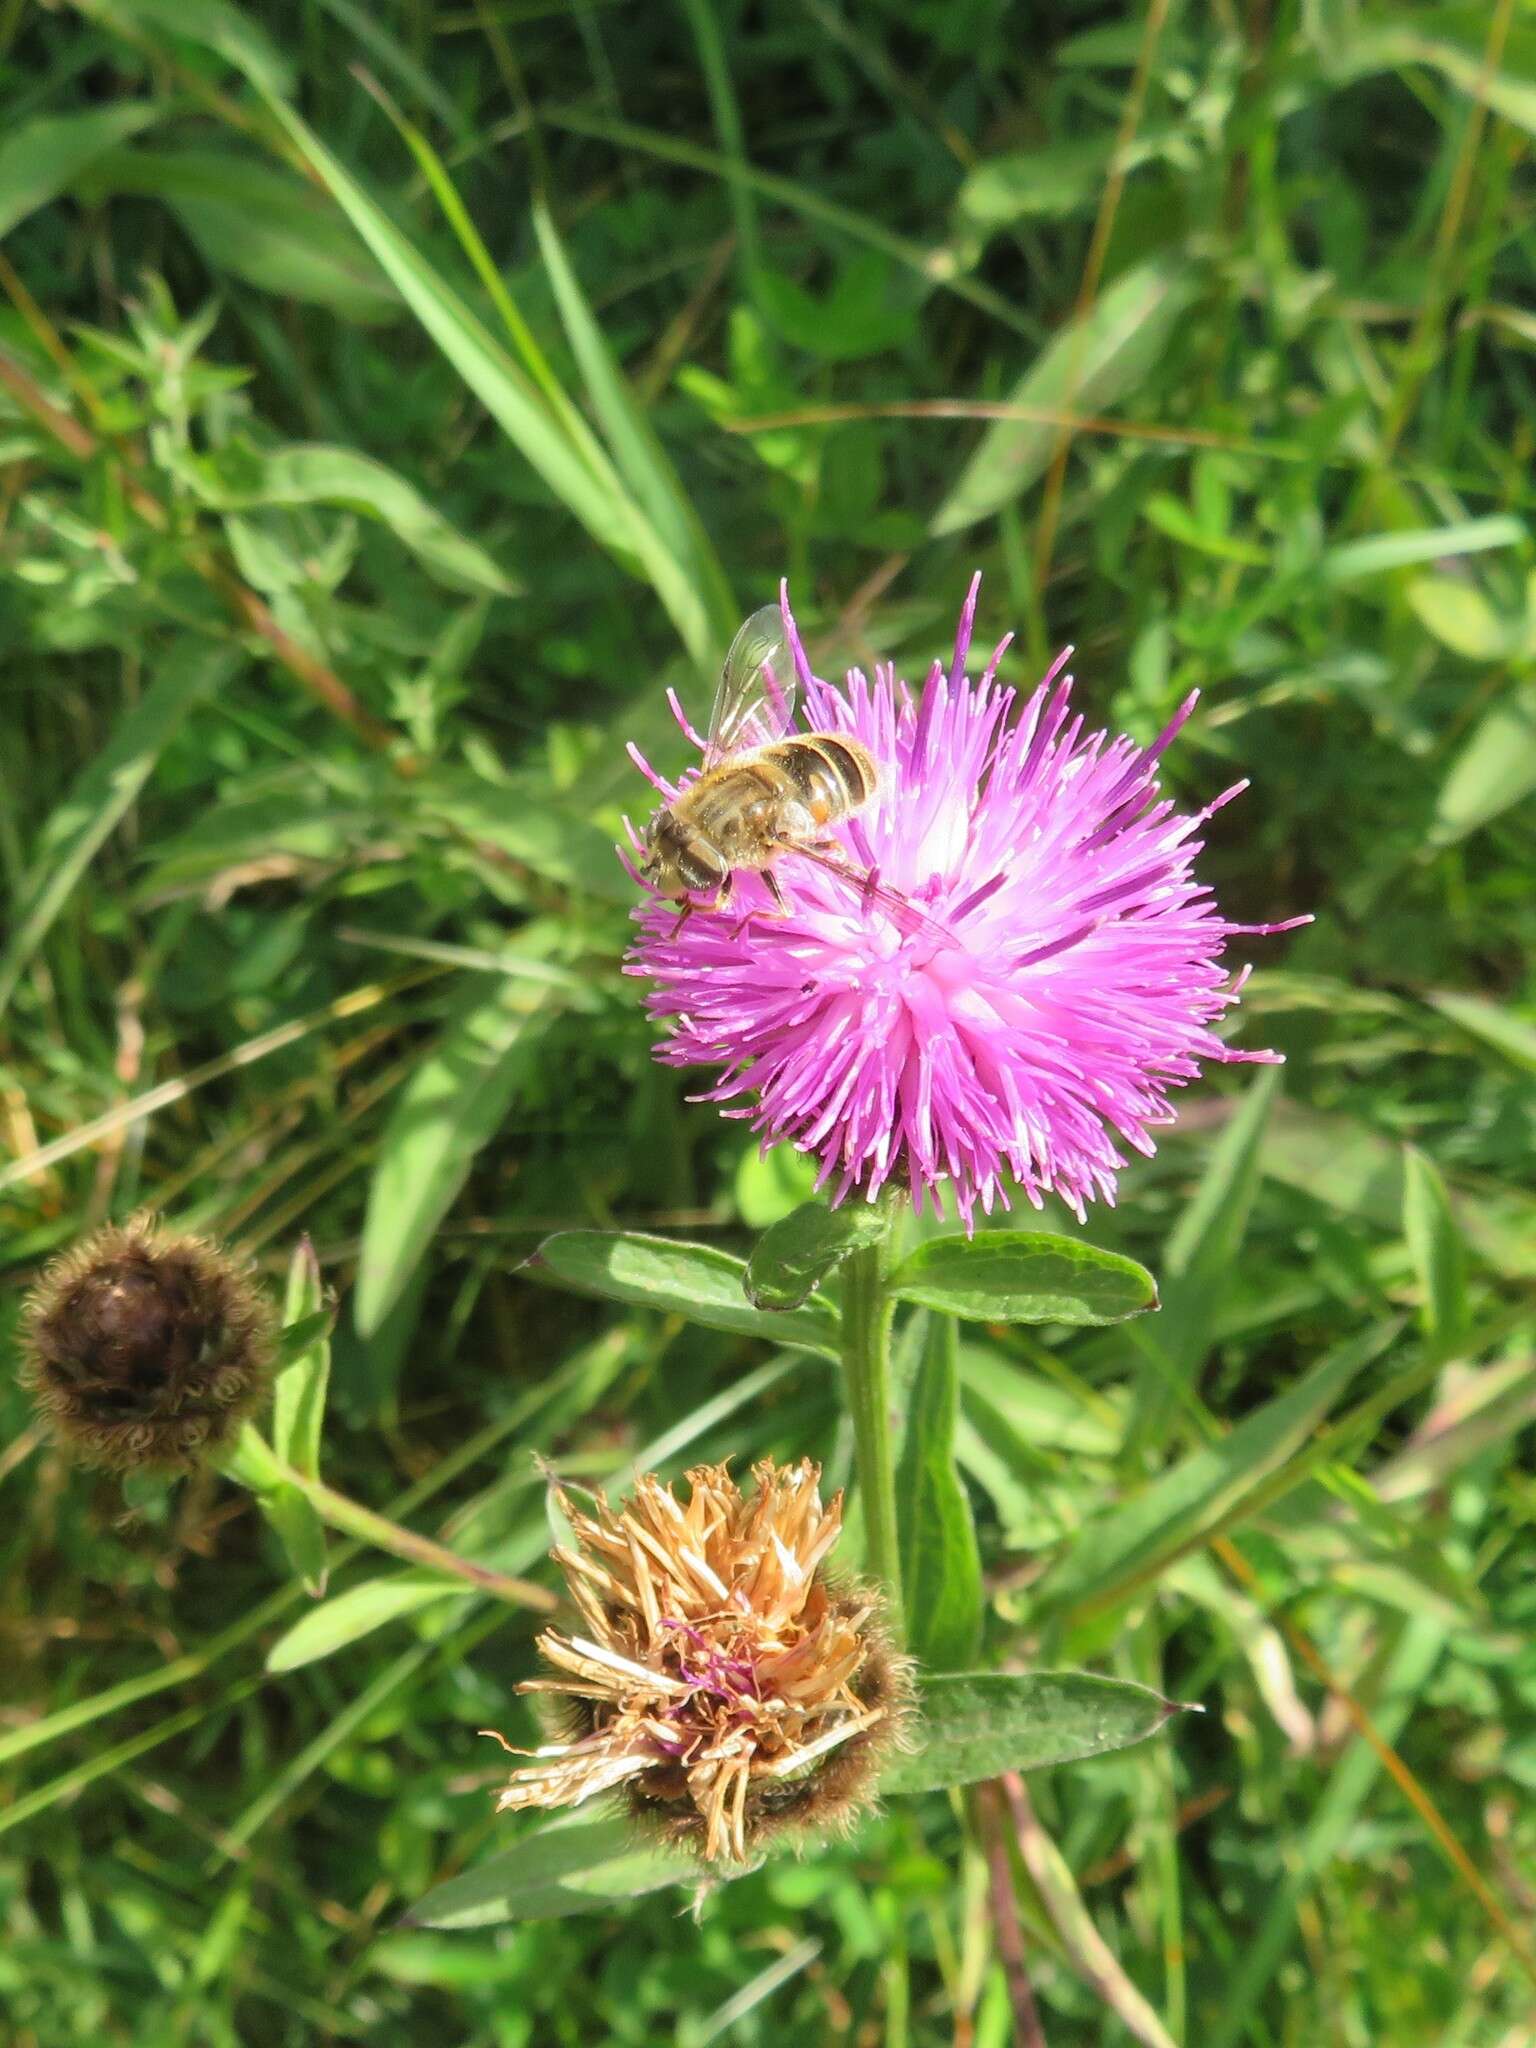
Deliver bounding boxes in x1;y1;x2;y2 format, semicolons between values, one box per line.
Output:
760;736;878;827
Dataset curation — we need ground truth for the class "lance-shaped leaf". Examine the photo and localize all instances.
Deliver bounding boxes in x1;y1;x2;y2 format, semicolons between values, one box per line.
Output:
883;1671;1186;1794
0;643;239;1015
185;442;517;596
897;1315;983;1670
406;1813;701;1927
0;102;160;239
744;1199;890;1311
220;1423;327;1597
930;255;1201;535
266;1569;471;1673
1127;1067;1277;1449
356;975;564;1334
1402;1146;1469;1350
889;1232;1156;1326
1032;1321;1393;1621
272;1239;331;1482
524;1231;839;1357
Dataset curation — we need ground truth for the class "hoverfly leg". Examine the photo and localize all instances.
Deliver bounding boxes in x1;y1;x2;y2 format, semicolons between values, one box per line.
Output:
808;837;850;870
761;866;791;917
669;899;694;940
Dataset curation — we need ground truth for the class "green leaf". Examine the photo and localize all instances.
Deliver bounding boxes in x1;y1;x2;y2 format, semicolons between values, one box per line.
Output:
86;0;294;96
310;0;466;138
355;977;564;1334
744;1199;890;1311
81;150;400;321
1402;1148;1469;1351
1128;1068;1278;1446
1263;1107;1536;1281
1003;1771;1181;2048
1408;575;1518;660
882;1671;1183;1795
258;1484;329;1600
407;1814;700;1927
265;1570;471;1673
1422;989;1536;1075
274;1308;334;1370
734;1142;820;1228
1320;515;1525;585
888;1232;1157;1326
221;1421;327;1596
954;137;1113;233
1429;687;1536;846
189;443;516;596
1033;1322;1392;1621
0;104;160;240
530;195;735;636
1203;1616;1448;2048
930;255;1201;536
896;1314;983;1671
415;770;635;903
1325;23;1536;142
248;89;718;667
523;1232;840;1358
752;250;915;362
272;1238;331;1483
0;642;238;1016
959;1347;1123;1458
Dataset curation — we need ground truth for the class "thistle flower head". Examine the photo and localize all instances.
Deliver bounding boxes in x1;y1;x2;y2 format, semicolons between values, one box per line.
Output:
19;1214;275;1472
625;577;1305;1227
491;1460;910;1862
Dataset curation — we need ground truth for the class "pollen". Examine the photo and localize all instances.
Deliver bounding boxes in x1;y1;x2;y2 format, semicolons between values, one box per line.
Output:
489;1460;912;1862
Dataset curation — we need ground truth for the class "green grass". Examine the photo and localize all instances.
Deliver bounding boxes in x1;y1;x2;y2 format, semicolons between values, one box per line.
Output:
3;1;1535;2041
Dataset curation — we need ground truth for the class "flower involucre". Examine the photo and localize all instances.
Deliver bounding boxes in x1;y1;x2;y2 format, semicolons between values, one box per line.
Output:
491;1460;910;1862
627;578;1305;1227
19;1214;275;1472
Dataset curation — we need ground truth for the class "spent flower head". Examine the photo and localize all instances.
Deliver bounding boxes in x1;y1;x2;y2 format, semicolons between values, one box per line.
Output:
490;1459;910;1862
19;1214;275;1473
626;577;1305;1227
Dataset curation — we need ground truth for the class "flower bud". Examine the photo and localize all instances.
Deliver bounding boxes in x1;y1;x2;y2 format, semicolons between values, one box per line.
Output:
488;1459;913;1862
19;1214;275;1473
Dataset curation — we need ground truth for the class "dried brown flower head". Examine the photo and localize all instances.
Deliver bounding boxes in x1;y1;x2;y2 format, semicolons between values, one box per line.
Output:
489;1459;912;1863
19;1214;275;1473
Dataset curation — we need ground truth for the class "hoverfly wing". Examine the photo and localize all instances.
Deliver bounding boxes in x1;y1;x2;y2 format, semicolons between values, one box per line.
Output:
791;844;959;951
704;605;798;763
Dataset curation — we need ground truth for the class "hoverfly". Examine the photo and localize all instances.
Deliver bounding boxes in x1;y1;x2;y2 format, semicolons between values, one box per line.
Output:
636;605;952;944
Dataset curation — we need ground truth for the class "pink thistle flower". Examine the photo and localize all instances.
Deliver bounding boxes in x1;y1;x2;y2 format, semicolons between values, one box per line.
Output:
623;578;1307;1229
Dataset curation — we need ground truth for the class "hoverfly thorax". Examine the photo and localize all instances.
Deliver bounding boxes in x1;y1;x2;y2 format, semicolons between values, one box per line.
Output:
634;601;954;948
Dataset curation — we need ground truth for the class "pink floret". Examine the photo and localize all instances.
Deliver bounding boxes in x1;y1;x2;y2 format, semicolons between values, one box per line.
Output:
625;577;1307;1229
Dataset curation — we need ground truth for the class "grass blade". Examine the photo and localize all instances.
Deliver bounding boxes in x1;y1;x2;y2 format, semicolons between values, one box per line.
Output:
530;193;736;641
272;1237;333;1482
0;641;239;1016
930;255;1201;535
1035;1321;1394;1622
355;975;564;1334
1401;1146;1469;1349
1127;1069;1279;1448
249;89;719;665
0;102;159;238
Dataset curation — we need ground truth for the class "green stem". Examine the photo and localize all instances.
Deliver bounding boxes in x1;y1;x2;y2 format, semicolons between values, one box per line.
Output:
840;1228;903;1623
221;1430;558;1614
293;1468;559;1614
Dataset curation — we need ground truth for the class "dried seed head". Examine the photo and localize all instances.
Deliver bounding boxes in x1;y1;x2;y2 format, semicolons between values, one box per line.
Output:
489;1459;913;1863
19;1214;276;1473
